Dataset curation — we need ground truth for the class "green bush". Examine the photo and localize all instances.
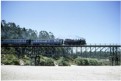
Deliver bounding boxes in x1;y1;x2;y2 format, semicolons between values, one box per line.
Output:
1;54;20;65
22;55;30;65
74;57;87;65
40;59;46;65
39;56;55;66
45;58;55;66
99;59;110;65
12;60;20;65
74;57;101;66
88;58;100;65
57;57;70;66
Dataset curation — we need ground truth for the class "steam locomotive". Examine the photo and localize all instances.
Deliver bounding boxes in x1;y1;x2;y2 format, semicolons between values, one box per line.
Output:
1;38;86;45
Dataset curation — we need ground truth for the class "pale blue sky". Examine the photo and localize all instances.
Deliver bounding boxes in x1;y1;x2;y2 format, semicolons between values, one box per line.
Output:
1;1;121;44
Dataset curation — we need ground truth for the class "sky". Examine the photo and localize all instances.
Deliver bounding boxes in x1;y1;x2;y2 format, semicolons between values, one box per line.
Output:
1;1;121;44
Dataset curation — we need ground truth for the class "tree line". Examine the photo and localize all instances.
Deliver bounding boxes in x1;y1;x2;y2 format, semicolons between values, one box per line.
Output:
1;20;55;40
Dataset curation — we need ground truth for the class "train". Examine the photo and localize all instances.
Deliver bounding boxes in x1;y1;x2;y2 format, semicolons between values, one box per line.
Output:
1;38;86;45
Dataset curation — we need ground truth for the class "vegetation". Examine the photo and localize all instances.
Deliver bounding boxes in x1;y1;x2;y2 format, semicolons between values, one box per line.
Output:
39;55;55;66
1;54;111;66
1;54;20;65
1;20;55;40
57;57;70;66
74;57;100;65
22;55;31;65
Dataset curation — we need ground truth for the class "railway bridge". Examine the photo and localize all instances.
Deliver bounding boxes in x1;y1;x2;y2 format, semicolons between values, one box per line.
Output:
1;44;121;66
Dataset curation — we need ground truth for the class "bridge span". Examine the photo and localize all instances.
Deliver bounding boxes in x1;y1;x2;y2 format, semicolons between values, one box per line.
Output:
1;44;121;66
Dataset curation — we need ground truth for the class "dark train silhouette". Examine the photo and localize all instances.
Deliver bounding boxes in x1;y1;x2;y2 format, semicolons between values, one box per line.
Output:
1;38;86;45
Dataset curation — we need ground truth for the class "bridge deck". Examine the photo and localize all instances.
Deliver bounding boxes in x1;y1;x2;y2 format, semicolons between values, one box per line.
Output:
1;44;121;47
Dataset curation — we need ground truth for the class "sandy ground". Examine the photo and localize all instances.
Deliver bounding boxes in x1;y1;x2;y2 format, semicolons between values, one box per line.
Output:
1;65;121;80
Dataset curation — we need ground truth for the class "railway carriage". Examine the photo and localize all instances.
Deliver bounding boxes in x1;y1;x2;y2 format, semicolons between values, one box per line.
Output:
1;39;29;45
1;38;86;45
31;39;63;45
